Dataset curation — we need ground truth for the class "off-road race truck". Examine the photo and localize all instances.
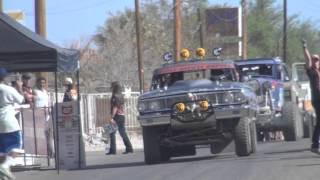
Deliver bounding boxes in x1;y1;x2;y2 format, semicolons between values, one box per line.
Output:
138;55;258;164
235;58;304;141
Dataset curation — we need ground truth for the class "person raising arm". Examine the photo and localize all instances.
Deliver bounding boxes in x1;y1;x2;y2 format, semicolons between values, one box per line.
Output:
302;39;320;154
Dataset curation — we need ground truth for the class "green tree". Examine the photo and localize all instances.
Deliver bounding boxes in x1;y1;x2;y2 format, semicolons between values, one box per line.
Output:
94;0;209;90
247;0;282;58
247;0;320;66
91;0;320;92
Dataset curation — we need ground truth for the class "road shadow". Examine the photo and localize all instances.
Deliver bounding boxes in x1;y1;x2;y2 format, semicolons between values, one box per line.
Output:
73;154;233;170
264;148;310;155
72;152;238;171
72;161;146;171
297;163;320;167
166;154;233;164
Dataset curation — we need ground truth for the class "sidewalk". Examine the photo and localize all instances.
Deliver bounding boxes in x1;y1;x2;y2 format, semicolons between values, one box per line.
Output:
85;131;144;152
10;130;144;174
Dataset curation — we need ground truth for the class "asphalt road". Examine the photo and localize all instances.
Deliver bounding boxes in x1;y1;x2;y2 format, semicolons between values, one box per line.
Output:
15;139;320;180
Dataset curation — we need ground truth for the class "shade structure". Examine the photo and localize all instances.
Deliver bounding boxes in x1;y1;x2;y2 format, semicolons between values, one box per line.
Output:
0;12;79;72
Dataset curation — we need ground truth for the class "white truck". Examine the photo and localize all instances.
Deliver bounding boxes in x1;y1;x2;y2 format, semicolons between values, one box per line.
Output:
291;62;315;138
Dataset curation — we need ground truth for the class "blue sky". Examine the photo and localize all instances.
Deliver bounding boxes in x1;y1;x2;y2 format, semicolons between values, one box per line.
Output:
3;0;320;46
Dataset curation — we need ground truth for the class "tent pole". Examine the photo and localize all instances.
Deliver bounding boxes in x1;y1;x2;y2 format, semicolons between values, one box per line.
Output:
54;72;60;174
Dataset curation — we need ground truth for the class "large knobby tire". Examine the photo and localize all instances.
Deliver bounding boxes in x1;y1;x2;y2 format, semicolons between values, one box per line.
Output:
250;121;257;154
142;126;168;164
234;117;251;157
282;102;303;141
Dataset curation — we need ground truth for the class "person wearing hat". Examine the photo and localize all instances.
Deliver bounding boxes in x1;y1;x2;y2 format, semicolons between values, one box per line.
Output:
63;77;77;102
0;68;24;179
106;81;133;155
302;39;320;154
21;73;33;106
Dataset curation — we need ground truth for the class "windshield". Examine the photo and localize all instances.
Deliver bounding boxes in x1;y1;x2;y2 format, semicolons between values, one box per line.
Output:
151;68;237;90
295;65;309;81
238;64;273;80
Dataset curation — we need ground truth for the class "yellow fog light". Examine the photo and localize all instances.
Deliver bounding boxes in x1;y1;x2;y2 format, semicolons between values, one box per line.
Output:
196;48;206;59
199;100;209;111
175;103;185;113
180;48;190;60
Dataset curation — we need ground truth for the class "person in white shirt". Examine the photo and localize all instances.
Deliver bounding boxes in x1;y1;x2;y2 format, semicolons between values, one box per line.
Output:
0;68;24;179
33;77;54;158
33;77;49;108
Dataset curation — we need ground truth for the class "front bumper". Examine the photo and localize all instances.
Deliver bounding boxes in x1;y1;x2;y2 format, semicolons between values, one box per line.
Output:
138;104;256;127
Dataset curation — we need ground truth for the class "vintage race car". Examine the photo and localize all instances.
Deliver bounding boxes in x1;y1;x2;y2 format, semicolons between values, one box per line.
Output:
235;58;304;141
138;57;258;164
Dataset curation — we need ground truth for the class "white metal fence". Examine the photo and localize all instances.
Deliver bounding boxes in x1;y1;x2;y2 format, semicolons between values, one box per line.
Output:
74;93;140;134
51;92;141;135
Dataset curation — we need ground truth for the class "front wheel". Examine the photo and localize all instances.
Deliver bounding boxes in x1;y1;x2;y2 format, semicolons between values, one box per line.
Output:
143;126;169;164
250;121;257;153
282;102;303;141
234;117;251;156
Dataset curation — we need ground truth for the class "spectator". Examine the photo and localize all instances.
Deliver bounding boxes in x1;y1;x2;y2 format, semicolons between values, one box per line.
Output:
33;77;54;157
106;81;133;155
33;77;49;108
302;39;320;154
63;77;77;102
22;73;33;106
0;68;24;179
11;81;19;91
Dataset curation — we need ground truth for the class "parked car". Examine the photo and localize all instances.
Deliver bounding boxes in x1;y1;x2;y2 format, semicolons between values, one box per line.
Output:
291;62;315;138
138;54;258;164
235;58;304;141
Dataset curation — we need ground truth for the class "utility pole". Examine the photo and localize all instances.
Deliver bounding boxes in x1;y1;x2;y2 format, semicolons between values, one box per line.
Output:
283;0;287;63
35;0;46;37
135;0;144;93
241;0;248;59
174;0;181;61
35;0;47;78
197;8;204;48
0;0;3;12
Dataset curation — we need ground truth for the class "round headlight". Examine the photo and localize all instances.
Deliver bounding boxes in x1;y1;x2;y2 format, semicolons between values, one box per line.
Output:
233;92;246;103
175;103;185;113
199;100;209;111
222;92;234;104
149;101;161;111
138;102;147;112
